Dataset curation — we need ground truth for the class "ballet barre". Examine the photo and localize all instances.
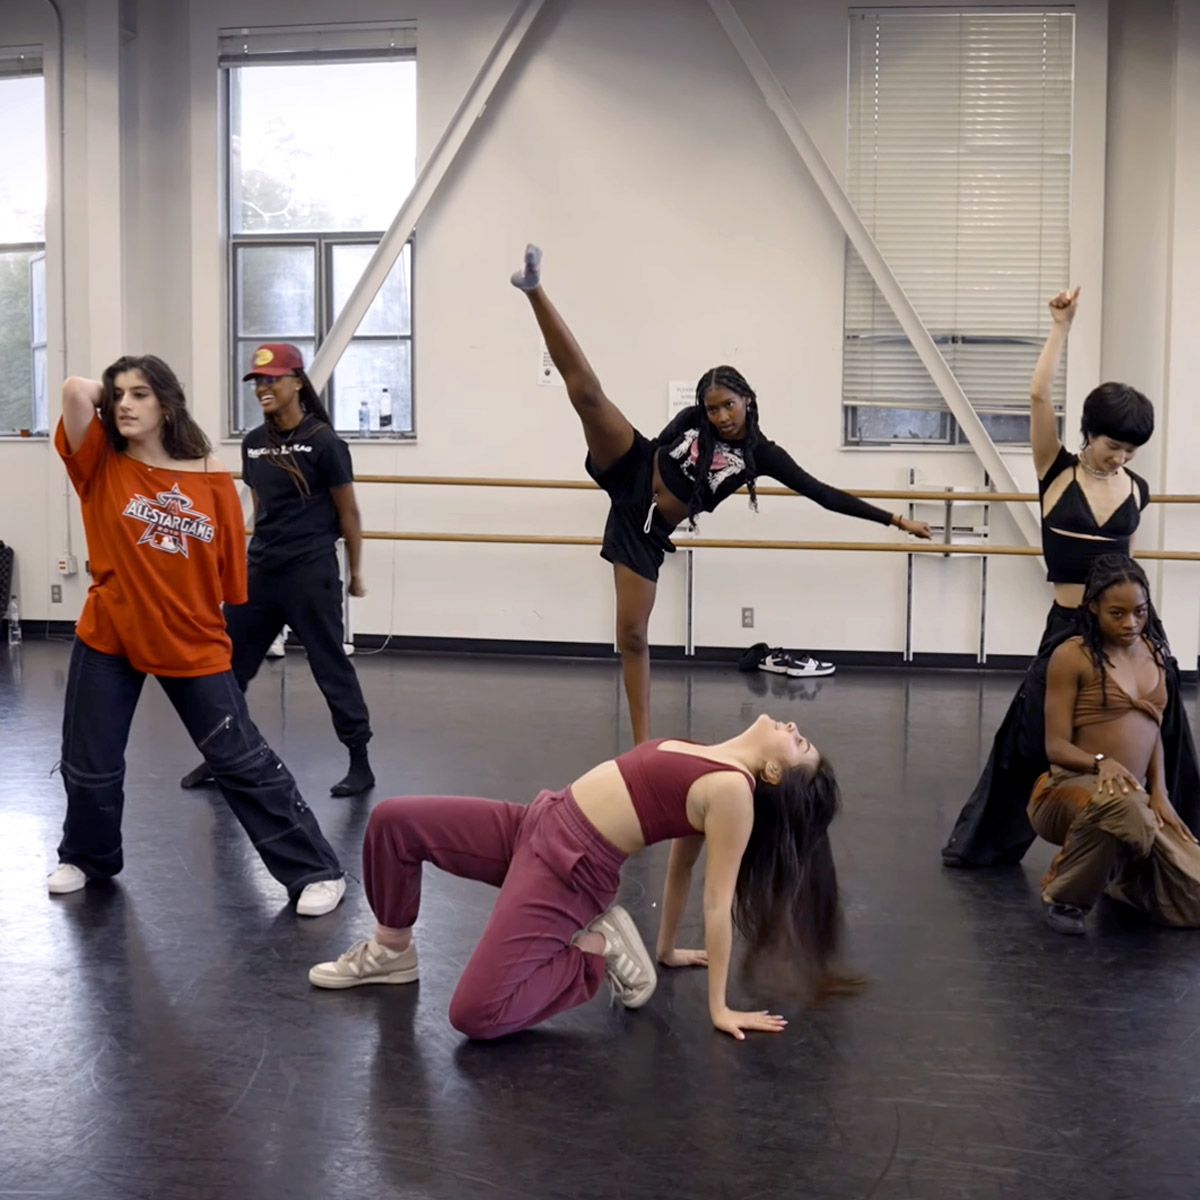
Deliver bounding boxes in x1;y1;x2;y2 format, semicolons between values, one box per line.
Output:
352;473;1200;506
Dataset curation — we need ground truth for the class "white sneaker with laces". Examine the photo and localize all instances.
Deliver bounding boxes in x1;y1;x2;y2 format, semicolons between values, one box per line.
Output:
581;904;657;1009
309;938;419;988
265;632;287;659
782;653;835;678
296;876;346;917
47;863;87;895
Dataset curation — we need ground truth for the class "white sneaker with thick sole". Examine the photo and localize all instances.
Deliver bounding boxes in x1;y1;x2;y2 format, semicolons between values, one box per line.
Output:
759;649;835;678
47;863;87;894
296;876;346;917
309;938;419;988
265;633;287;659
582;904;657;1009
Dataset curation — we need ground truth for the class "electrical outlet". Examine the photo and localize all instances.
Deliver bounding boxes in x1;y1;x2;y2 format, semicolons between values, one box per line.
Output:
57;553;78;577
51;584;62;604
741;607;754;629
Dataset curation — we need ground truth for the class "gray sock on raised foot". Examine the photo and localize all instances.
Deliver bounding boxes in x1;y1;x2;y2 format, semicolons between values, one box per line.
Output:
510;243;542;291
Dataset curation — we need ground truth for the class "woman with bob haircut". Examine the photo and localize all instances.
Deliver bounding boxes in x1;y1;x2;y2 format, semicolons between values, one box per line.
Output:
943;288;1200;868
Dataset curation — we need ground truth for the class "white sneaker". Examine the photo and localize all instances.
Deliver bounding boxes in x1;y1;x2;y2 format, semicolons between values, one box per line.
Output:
47;863;87;894
265;633;286;659
759;649;835;678
581;905;657;1009
309;938;419;988
296;876;346;917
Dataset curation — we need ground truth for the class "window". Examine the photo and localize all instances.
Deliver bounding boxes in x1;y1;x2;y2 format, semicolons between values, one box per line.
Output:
222;25;416;436
0;49;47;436
843;11;1074;446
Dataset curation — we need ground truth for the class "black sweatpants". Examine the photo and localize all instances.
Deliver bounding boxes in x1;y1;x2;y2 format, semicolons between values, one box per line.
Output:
225;551;372;748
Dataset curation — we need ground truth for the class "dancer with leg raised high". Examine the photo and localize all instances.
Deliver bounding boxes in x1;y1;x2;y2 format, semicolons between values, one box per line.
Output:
511;245;931;743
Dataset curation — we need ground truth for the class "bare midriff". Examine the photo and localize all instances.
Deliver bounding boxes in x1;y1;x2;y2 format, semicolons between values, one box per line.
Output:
650;450;688;527
1073;712;1159;783
570;760;647;855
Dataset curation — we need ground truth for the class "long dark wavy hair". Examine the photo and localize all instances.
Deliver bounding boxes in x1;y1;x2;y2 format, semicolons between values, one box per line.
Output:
686;365;763;530
1079;554;1170;706
100;355;211;460
259;363;334;496
733;756;862;1003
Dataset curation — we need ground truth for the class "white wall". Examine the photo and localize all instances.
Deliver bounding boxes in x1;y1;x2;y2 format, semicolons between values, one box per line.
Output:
2;0;1196;667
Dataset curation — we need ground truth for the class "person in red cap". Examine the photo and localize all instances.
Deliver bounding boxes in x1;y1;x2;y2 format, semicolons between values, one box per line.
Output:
180;342;375;797
48;355;345;914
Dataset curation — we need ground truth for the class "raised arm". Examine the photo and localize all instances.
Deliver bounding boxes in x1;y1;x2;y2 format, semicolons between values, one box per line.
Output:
655;834;707;968
1030;287;1079;478
754;442;932;539
61;376;104;453
701;787;786;1040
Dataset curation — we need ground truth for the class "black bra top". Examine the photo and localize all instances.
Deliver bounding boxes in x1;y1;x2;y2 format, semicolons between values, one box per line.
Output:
1038;445;1149;584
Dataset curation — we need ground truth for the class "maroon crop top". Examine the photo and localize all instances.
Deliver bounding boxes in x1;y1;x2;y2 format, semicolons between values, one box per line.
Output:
614;739;755;845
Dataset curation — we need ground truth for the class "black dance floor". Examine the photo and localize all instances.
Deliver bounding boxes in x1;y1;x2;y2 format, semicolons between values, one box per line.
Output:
3;640;1199;1199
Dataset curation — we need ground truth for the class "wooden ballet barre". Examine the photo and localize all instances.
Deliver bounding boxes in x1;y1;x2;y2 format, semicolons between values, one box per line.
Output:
350;474;1200;505
359;530;1200;561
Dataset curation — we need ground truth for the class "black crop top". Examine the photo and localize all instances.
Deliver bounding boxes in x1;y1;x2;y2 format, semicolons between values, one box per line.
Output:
653;407;893;527
1038;444;1150;584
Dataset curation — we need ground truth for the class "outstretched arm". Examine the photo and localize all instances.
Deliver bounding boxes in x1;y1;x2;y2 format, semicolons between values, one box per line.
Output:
755;442;932;539
702;788;787;1040
656;835;708;968
1030;287;1079;478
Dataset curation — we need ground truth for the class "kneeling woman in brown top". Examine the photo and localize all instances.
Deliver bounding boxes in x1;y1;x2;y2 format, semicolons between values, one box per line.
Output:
1033;554;1200;935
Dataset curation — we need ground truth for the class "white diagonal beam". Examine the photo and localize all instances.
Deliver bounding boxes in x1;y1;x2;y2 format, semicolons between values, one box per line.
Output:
707;0;1040;547
308;0;549;394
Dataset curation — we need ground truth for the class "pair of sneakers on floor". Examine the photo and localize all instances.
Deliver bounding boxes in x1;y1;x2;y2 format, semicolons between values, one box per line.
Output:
45;861;347;916
742;642;835;678
309;904;657;1009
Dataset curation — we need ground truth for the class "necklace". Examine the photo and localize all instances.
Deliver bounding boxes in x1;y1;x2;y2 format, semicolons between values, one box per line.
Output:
1079;452;1118;479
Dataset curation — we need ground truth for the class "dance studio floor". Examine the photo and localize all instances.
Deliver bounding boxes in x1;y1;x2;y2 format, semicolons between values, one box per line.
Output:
3;640;1199;1200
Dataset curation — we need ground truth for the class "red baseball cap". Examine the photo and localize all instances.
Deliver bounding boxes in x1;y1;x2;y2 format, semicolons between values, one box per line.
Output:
243;343;305;381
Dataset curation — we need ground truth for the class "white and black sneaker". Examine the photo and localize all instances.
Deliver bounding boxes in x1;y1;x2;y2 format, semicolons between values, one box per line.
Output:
758;649;836;678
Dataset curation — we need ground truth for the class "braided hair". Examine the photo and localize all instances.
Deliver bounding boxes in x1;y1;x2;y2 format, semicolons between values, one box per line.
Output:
1078;554;1170;707
262;367;334;497
687;365;762;530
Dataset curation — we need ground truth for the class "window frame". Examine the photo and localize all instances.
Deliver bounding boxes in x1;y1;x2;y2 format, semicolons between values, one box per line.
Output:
840;7;1075;450
220;41;416;441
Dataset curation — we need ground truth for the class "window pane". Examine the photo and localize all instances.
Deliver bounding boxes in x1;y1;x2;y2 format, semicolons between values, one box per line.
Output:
235;337;315;433
236;244;315;337
848;406;948;445
331;241;411;336
29;252;45;343
0;250;36;433
230;62;416;234
973;411;1032;445
0;75;45;242
32;345;47;433
331;339;412;434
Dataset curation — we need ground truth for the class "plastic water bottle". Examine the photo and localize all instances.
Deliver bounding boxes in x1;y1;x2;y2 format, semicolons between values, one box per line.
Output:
358;398;370;437
7;595;21;646
379;387;392;430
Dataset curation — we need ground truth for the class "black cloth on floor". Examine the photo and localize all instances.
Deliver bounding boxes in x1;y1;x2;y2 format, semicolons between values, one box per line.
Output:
942;603;1200;867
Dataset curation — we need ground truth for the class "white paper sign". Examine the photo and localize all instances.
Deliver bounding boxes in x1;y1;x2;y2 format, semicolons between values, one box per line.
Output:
668;380;695;420
539;344;564;387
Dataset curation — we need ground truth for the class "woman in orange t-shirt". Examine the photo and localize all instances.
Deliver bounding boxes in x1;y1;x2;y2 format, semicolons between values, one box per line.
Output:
47;354;345;916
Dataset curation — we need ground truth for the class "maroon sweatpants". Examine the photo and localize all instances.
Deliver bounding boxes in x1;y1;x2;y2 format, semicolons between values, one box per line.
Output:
363;786;627;1039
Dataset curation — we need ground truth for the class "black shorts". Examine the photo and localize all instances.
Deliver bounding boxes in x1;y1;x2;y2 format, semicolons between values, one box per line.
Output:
585;432;678;583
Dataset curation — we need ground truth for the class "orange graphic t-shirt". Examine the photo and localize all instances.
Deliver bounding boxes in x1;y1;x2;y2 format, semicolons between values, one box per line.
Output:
56;416;248;677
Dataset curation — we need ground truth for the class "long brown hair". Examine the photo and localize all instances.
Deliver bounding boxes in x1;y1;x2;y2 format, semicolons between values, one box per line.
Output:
734;757;864;1004
100;355;211;460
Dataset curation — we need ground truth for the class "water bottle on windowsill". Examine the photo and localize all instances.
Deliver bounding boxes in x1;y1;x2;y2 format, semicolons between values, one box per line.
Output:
7;595;21;646
358;398;371;438
379;387;392;431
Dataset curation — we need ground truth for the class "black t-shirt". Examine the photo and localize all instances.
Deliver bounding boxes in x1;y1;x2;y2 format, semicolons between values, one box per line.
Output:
653;407;893;526
242;420;354;572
